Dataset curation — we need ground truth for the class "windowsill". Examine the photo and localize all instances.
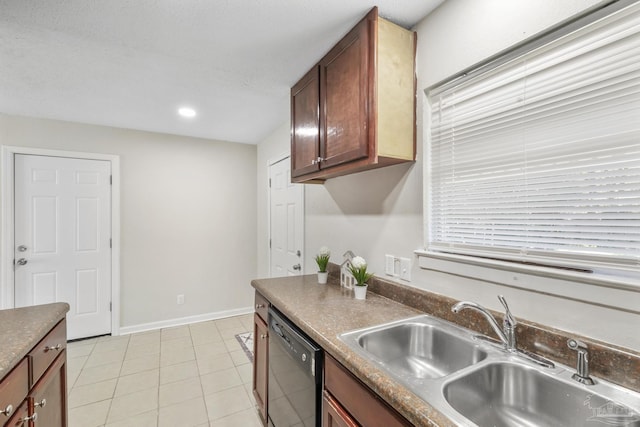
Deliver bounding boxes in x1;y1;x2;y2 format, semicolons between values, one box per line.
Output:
414;249;640;313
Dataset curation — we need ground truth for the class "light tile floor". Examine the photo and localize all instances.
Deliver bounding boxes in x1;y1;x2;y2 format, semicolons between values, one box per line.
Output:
66;314;262;427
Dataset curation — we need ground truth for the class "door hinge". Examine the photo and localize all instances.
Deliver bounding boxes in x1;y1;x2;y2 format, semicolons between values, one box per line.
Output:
109;238;112;249
269;238;272;249
109;301;112;312
269;178;271;188
110;175;113;185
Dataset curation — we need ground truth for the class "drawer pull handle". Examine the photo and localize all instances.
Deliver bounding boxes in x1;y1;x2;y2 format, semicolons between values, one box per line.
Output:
1;404;13;417
45;344;62;352
20;412;37;422
255;303;265;309
34;399;46;408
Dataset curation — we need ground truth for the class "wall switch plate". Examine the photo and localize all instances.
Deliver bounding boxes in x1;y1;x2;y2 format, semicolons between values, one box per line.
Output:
394;257;401;276
177;294;185;305
400;258;411;281
385;255;395;276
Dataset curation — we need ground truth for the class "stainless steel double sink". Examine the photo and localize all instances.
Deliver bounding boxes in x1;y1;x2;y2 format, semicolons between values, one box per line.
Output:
339;315;640;427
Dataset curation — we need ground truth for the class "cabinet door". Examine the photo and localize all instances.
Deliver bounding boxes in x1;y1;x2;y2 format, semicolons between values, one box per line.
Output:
320;15;372;169
323;392;358;427
291;66;321;178
252;314;268;425
30;353;67;427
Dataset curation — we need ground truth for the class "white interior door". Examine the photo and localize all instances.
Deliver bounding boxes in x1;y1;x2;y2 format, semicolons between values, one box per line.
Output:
269;157;304;277
14;154;112;340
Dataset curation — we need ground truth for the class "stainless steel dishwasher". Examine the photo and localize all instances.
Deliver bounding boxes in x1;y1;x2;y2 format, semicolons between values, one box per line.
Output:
268;307;322;427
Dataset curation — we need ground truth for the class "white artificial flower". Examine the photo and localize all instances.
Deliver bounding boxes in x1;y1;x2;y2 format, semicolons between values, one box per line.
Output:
318;246;330;257
351;256;367;269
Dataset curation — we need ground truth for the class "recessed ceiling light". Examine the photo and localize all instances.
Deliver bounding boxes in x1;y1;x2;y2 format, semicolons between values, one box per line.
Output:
178;107;196;118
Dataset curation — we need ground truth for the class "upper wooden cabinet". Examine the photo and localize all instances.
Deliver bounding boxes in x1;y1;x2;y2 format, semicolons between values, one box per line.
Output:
291;7;416;183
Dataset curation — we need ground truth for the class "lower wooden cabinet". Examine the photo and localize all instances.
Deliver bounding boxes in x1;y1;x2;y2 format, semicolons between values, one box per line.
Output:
0;359;28;426
30;353;67;427
0;318;67;427
252;313;268;425
324;354;411;427
322;391;358;427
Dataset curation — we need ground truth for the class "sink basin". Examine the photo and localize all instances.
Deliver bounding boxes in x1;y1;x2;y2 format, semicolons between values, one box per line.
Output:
342;317;487;379
444;362;640;427
340;315;640;426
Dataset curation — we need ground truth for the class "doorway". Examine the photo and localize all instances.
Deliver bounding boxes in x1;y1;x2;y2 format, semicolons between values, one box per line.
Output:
1;146;121;339
269;156;304;277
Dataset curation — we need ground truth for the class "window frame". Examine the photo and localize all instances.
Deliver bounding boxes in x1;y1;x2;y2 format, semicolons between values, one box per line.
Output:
417;0;640;292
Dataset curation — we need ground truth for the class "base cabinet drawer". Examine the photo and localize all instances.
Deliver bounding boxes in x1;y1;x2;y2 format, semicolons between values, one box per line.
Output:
28;319;66;387
322;391;358;427
254;292;269;323
324;354;411;427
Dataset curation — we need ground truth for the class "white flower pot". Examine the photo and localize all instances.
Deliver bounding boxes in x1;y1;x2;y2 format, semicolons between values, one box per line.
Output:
354;284;368;300
317;271;328;284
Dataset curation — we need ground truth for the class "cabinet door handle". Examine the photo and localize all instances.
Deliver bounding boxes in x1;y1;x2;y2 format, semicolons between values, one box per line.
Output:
45;344;62;351
0;404;13;417
260;334;267;339
255;303;265;309
34;399;46;408
20;412;37;423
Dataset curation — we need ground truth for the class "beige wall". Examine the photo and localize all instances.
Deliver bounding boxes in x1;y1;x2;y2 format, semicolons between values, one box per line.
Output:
0;114;257;330
257;0;640;350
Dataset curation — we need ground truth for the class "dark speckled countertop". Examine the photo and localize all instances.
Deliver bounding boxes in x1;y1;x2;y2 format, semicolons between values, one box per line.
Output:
0;302;70;379
253;273;640;427
252;275;454;427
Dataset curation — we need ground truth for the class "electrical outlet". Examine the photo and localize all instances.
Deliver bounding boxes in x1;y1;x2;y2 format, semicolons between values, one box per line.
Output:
177;294;185;305
400;258;411;281
385;255;395;276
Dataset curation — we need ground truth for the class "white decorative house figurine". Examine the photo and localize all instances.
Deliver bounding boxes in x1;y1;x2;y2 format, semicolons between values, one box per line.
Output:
340;250;356;289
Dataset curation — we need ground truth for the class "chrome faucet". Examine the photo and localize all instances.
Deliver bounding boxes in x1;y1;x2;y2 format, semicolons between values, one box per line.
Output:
452;295;555;369
567;338;595;385
452;295;517;352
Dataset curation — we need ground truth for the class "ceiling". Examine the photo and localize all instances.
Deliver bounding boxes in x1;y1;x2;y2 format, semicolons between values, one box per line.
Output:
0;0;443;145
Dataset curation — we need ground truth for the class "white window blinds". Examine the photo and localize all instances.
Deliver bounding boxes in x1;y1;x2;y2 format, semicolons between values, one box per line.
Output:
427;2;640;275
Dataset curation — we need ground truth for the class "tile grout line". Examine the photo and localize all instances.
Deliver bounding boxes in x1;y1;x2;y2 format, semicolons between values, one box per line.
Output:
67;315;258;427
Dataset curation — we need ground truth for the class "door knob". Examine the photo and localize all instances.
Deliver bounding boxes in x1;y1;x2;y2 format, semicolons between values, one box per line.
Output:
16;258;28;266
17;245;27;252
292;264;301;271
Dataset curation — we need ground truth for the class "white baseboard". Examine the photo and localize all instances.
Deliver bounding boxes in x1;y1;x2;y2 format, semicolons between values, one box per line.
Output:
118;306;254;336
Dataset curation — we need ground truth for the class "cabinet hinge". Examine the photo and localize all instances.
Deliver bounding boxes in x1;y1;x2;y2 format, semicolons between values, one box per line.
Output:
109;301;112;312
110;175;112;185
109;238;112;249
269;239;272;249
269;178;271;188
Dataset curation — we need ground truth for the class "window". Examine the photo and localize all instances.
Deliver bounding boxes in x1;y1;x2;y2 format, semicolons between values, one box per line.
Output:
424;1;640;282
